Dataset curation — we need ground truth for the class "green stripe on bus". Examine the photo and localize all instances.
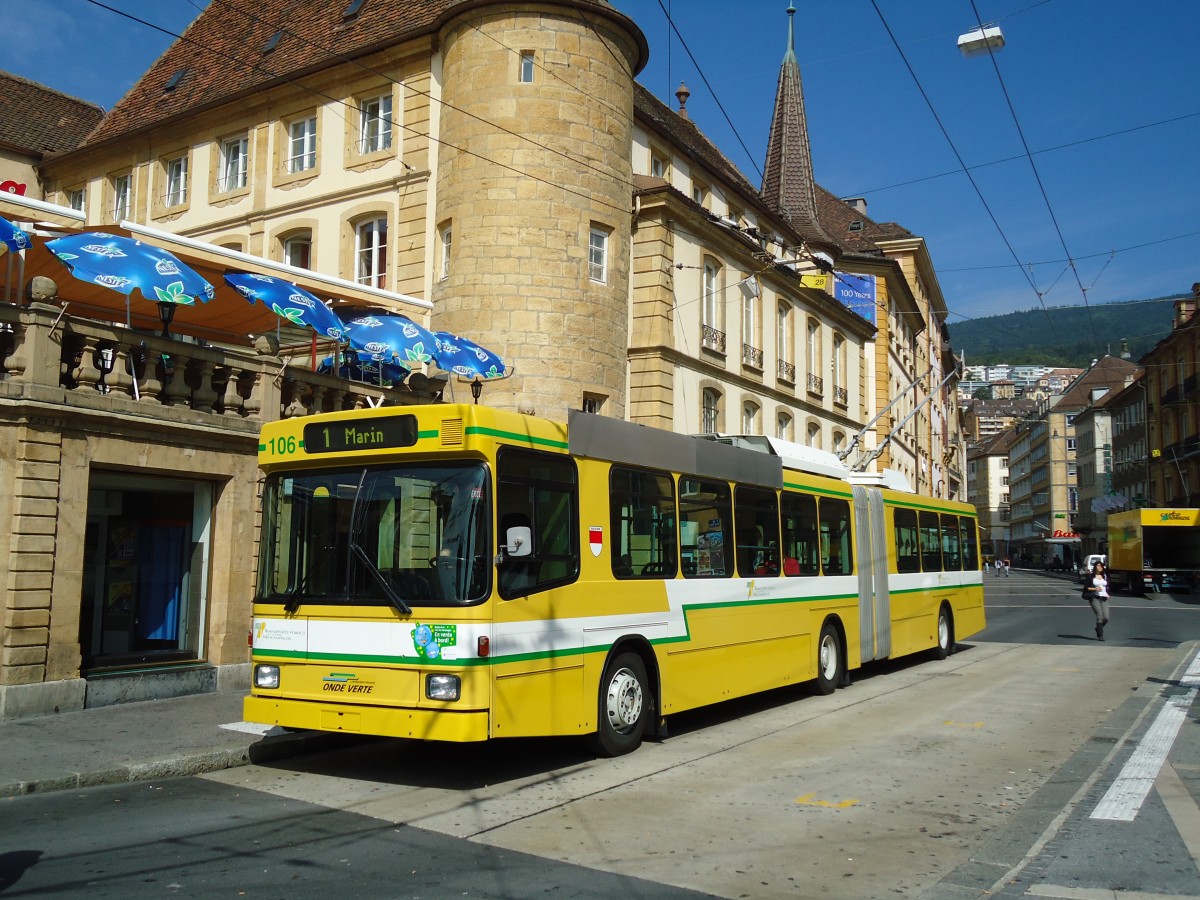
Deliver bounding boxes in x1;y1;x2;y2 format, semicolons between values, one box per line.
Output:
782;480;852;498
885;497;969;514
466;425;569;450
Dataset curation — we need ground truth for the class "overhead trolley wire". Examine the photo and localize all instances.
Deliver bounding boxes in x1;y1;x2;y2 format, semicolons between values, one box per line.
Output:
966;0;1098;346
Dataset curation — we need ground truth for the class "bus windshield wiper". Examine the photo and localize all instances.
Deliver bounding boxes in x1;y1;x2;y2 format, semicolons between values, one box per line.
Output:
350;543;412;615
282;569;312;613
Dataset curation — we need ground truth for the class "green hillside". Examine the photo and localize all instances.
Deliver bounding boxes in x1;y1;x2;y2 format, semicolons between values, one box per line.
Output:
946;297;1183;367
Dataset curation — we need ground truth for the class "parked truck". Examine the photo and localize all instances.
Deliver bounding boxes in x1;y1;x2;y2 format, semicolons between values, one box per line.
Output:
1107;508;1200;594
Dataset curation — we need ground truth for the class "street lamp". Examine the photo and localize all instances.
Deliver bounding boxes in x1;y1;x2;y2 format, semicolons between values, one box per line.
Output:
957;23;1004;57
158;301;176;339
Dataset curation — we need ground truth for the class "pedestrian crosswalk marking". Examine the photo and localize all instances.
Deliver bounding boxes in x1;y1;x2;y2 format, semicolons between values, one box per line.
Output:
1090;648;1200;822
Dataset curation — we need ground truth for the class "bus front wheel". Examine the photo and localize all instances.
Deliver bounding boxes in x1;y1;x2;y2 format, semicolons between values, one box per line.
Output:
592;652;649;757
814;621;842;695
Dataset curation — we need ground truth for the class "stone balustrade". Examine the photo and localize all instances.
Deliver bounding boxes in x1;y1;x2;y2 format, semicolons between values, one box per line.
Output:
0;301;435;430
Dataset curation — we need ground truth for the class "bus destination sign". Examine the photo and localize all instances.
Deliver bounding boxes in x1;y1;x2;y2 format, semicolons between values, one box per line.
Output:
302;415;418;454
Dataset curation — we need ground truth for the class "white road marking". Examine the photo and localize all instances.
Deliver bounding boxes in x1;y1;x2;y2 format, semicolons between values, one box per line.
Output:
1090;649;1200;822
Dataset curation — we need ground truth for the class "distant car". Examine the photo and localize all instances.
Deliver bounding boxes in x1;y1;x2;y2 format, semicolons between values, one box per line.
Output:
1078;554;1106;583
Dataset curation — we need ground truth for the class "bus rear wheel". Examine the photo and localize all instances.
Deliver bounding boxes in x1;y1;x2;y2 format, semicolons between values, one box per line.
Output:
931;604;955;660
592;652;649;757
814;621;842;695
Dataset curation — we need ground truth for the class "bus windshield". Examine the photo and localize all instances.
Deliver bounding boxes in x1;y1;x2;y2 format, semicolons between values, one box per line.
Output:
257;463;491;608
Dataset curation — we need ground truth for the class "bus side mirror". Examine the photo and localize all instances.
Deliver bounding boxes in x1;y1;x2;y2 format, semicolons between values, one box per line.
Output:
505;525;532;558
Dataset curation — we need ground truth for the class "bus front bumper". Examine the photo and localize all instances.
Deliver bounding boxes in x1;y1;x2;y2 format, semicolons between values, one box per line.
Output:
244;695;490;742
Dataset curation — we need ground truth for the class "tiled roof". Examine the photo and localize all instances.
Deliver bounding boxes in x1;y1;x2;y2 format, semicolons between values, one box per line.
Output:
1053;355;1139;411
85;0;450;145
634;84;913;259
0;70;104;157
815;186;912;256
633;84;765;214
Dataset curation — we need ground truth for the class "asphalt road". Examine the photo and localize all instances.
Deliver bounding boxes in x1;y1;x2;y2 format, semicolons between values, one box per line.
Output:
977;566;1200;647
2;570;1197;899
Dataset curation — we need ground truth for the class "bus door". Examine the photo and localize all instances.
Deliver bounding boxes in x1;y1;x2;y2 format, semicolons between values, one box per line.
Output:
852;485;891;662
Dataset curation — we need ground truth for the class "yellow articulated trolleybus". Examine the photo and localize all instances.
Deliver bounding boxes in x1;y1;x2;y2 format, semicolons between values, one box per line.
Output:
245;404;985;756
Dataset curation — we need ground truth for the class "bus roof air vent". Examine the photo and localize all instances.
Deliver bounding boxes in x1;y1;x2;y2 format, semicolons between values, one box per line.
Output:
440;417;464;446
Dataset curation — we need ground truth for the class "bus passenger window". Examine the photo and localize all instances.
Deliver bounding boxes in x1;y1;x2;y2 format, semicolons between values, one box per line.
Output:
781;492;820;575
609;466;677;579
894;508;920;573
959;518;980;570
819;497;852;575
679;477;732;578
941;515;961;570
735;486;780;576
918;511;942;572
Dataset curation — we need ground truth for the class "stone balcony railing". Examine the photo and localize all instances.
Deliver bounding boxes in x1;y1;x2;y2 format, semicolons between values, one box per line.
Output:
0;302;431;432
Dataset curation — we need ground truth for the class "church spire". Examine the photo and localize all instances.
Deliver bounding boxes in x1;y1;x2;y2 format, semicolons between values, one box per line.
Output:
761;4;834;249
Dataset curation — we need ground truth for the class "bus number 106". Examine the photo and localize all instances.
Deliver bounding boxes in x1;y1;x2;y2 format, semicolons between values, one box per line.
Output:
267;436;298;455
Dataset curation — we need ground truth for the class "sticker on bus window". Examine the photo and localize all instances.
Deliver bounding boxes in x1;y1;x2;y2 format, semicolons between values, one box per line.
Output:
589;526;603;557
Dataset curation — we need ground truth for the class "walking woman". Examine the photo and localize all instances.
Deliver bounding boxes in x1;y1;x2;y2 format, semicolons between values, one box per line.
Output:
1086;561;1110;640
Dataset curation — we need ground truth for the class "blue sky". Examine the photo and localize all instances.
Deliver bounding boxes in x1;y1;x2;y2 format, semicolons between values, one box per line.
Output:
9;1;1199;333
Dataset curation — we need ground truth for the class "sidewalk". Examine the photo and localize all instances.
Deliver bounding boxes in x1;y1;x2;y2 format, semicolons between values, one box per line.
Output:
0;690;353;799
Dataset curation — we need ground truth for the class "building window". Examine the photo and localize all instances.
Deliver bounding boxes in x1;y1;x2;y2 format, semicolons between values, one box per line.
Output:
67;187;86;212
692;178;709;208
650;150;667;179
355;217;388;288
703;260;720;329
832;333;847;405
359;93;393;154
702;388;721;434
833;431;846;454
701;259;725;353
111;173;131;221
219;135;248;192
777;412;793;441
283;232;312;270
588;226;609;283
439;222;452;280
807;422;820;446
742;401;759;435
742;283;757;348
165;154;188;207
807;318;823;395
777;303;791;363
519;51;535;83
288;116;317;173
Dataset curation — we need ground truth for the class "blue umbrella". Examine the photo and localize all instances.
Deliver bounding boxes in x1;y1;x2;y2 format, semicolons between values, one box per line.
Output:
44;232;214;331
0;215;31;253
338;309;438;368
223;272;348;340
434;331;507;380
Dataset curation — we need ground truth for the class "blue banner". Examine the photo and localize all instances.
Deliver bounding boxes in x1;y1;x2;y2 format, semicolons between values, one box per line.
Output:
834;272;876;325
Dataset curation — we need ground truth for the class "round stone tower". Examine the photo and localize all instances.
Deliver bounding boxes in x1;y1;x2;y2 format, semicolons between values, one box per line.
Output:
433;1;647;420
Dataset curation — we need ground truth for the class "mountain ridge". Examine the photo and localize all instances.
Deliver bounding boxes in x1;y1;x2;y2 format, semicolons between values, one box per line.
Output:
945;295;1185;368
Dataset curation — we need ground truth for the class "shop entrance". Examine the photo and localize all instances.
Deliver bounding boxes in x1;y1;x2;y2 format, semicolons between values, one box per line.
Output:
80;475;212;671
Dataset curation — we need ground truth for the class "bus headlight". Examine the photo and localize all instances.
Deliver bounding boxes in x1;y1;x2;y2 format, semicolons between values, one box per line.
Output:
426;674;460;701
254;664;280;689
